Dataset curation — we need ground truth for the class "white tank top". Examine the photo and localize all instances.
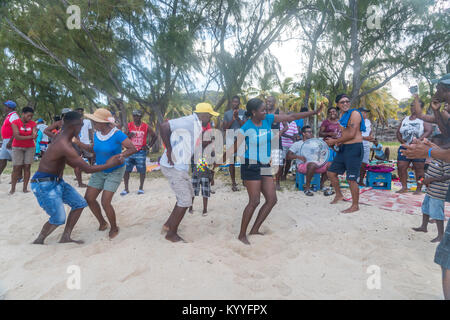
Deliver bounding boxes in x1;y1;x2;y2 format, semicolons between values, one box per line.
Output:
399;116;424;145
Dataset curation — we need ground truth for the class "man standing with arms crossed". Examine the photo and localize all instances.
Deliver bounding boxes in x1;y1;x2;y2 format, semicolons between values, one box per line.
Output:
122;109;157;195
222;96;247;191
326;94;366;213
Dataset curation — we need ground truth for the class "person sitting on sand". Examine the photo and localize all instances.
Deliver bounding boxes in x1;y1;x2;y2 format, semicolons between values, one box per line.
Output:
31;111;124;245
286;125;332;196
73;108;137;239
228;98;322;245
412;134;450;243
325;94;366;213
370;139;390;161
160;102;219;242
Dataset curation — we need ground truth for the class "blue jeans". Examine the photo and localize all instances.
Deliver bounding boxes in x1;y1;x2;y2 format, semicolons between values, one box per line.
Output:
125;149;147;173
422;194;445;220
31;180;88;225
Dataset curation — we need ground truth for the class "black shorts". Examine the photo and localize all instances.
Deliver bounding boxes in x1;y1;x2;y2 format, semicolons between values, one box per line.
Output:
241;161;272;181
328;142;363;181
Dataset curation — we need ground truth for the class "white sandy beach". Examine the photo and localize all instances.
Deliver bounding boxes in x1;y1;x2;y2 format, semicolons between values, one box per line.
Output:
0;174;444;299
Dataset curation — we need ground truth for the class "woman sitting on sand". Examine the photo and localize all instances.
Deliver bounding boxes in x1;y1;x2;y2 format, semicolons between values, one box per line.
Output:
232;98;322;245
73;108;136;239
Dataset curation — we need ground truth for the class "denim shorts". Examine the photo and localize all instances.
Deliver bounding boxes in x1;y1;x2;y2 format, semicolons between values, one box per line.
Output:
422;194;445;220
398;146;425;163
88;166;126;193
125;149;147;173
31;180;88;225
435;221;450;269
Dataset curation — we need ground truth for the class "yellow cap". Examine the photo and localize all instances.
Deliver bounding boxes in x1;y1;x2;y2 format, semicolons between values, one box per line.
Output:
194;102;219;117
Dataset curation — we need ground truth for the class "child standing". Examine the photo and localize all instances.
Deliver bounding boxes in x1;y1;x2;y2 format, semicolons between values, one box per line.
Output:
413;135;450;242
189;158;213;216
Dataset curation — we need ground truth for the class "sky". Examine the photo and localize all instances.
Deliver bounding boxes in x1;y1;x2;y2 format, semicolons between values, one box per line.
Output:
269;38;412;102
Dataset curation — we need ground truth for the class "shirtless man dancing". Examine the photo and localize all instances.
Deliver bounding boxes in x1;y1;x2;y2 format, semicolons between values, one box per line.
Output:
31;111;123;244
325;94;366;213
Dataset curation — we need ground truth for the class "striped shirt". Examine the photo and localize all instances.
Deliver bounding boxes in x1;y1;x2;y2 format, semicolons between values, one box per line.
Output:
425;159;450;200
280;121;298;148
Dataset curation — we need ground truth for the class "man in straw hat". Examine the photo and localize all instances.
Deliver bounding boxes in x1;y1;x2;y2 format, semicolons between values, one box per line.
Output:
31;111;124;245
160;102;219;242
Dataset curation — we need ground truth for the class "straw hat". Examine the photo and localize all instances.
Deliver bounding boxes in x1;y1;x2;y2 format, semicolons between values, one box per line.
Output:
84;108;115;123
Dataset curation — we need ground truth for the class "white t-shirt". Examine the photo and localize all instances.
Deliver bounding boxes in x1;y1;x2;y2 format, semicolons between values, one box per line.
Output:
399;116;424;145
289;140;305;164
79;119;93;144
362;119;371;147
36;123;49;143
160;113;202;172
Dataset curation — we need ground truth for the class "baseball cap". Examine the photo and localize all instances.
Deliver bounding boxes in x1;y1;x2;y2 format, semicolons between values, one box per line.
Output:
3;100;17;109
37;118;44;123
431;73;450;85
194;103;219;117
132;109;143;116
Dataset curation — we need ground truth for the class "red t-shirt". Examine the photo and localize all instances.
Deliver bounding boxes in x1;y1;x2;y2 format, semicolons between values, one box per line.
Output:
128;122;149;151
11;119;36;148
1;111;19;139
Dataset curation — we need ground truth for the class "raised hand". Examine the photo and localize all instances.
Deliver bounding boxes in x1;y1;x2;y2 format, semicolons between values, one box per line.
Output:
431;98;441;111
315;102;325;115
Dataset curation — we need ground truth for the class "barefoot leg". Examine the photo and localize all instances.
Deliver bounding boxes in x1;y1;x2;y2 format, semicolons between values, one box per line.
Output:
84;187;107;230
33;222;59;244
59;208;84;244
250;176;276;235
239;180;261;244
165;205;188;242
412;214;429;233
341;180;359;213
328;171;344;204
101;191;119;239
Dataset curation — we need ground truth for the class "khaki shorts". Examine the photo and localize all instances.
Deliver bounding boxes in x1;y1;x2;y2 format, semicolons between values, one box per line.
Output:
12;147;35;166
88;166;125;193
161;165;194;208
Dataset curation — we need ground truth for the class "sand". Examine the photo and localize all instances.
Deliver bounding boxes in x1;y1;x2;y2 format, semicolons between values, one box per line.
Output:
0;174;445;299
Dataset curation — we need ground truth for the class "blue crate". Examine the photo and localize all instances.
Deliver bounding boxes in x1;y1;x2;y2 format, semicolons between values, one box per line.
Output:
296;172;321;191
366;171;391;190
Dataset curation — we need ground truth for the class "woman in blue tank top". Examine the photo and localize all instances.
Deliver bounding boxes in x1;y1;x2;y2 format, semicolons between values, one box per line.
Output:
233;98;322;245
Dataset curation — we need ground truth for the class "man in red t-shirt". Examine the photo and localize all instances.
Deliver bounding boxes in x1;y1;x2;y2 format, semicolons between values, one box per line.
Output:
10;107;37;194
121;110;157;195
0;100;19;178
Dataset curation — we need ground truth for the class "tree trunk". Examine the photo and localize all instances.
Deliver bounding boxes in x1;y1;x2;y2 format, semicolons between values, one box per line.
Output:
350;0;362;107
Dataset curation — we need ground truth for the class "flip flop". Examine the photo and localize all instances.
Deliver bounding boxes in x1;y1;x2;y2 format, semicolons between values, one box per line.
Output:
231;184;239;192
304;190;314;196
137;190;144;195
324;189;335;196
120;190;129;196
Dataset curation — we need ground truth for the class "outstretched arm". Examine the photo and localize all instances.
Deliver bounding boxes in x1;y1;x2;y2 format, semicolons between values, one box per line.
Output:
274;102;324;123
65;144;123;173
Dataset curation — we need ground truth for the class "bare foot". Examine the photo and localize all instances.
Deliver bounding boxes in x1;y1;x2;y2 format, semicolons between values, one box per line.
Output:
358;182;366;187
23;189;30;193
396;188;408;194
161;224;170;235
249;231;264;236
9;189;15;195
276;183;281;191
189;207;193;214
59;237;84;244
412;226;427;233
32;238;45;245
109;227;119;239
413;191;422;195
341;205;359;213
231;184;239;192
238;235;250;245
202;210;207;216
431;236;443;243
78;183;87;188
98;222;108;231
330;195;344;204
165;233;185;242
